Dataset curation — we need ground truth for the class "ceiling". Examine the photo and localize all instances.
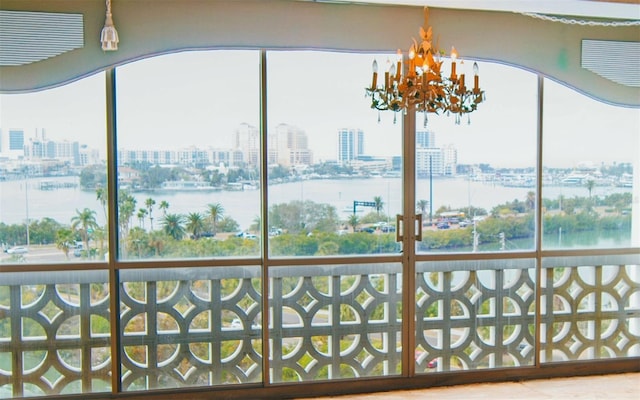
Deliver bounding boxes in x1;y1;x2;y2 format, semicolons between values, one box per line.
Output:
331;0;640;20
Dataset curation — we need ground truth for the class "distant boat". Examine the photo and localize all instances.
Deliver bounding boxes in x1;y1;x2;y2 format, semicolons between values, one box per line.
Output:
561;174;587;185
159;181;220;191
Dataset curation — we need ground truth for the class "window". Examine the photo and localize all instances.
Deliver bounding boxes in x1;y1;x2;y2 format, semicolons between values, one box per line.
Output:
114;51;261;260
414;62;538;254
0;73;108;264
542;79;639;249
266;51;402;257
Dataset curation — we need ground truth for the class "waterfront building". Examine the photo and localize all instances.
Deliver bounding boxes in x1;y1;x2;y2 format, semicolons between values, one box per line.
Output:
416;130;435;148
416;147;444;177
337;127;364;164
274;123;313;167
234;122;262;168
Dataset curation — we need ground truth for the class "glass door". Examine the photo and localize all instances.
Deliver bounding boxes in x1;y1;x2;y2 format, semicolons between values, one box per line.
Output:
413;61;539;374
265;50;406;382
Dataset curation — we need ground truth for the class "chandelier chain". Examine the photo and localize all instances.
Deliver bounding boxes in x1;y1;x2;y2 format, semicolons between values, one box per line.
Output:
520;12;640;27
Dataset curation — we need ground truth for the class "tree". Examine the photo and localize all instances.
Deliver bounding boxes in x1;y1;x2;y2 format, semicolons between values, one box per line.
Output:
162;213;186;240
526;191;535;212
56;228;75;259
137;208;148;229
118;191;137;233
145;198;156;230
373;196;384;216
70;208;98;255
348;214;360;232
416;199;429;217
159;200;170;216
186;212;206;239
207;203;225;235
118;191;137;258
96;186;108;221
586;180;595;199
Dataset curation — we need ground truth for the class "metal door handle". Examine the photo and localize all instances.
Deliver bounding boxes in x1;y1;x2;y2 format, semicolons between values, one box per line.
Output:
416;213;423;241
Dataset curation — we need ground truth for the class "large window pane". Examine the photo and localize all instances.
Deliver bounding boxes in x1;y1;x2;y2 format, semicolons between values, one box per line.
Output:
115;51;261;260
0;73;108;264
540;255;640;362
0;270;110;397
542;79;639;249
120;266;262;391
268;263;403;382
416;259;536;373
415;62;538;254
266;51;402;257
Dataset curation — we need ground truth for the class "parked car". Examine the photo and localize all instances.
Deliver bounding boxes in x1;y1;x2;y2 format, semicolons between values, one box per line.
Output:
436;222;450;229
381;225;396;233
7;246;28;254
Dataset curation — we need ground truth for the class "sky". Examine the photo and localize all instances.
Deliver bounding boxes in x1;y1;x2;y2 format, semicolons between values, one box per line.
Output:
1;50;639;169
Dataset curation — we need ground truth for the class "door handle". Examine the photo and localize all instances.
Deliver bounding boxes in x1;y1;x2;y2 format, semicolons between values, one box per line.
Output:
396;214;423;242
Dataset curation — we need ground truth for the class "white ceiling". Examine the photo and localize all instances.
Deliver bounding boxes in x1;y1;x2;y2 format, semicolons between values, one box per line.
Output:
337;0;640;20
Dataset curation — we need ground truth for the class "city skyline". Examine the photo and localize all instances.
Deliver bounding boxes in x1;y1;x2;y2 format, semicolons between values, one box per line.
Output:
1;51;638;169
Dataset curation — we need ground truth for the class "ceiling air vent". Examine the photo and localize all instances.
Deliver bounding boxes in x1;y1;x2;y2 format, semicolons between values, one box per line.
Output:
582;39;640;87
0;10;84;66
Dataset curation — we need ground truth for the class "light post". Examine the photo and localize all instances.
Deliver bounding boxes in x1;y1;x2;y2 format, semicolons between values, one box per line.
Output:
429;155;433;224
24;166;30;247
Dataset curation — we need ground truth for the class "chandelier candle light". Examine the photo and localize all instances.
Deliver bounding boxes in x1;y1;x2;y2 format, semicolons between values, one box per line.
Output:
366;7;485;125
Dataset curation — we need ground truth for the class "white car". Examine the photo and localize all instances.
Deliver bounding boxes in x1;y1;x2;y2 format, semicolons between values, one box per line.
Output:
7;246;28;254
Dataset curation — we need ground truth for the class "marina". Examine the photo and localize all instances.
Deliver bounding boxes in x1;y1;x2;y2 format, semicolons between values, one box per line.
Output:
0;174;631;232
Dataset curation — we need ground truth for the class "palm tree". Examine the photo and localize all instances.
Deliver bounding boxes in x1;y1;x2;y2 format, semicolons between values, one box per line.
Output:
118;191;137;233
207;202;225;235
250;215;261;232
525;191;535;212
118;191;137;258
96;186;108;221
161;213;185;240
145;198;156;230
71;208;98;255
55;228;75;259
586;180;595;199
348;214;360;232
137;208;148;229
186;212;206;239
373;196;384;215
416;199;429;217
159;200;170;216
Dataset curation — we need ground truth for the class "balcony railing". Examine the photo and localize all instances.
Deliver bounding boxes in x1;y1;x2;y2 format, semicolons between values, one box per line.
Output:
0;254;638;397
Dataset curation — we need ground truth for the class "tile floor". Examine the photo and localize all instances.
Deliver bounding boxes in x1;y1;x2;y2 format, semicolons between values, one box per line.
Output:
299;372;640;399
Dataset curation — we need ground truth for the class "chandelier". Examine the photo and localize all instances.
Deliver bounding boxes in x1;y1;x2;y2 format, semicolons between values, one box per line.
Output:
366;7;485;125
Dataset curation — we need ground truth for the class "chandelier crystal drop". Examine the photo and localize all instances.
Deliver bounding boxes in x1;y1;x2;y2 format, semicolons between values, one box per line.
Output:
365;7;485;126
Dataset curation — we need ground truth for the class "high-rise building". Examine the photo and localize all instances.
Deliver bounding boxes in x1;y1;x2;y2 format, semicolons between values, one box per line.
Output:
234;123;266;167
337;128;364;163
416;130;435;148
8;129;24;151
442;144;458;176
416;147;444;178
274;123;313;167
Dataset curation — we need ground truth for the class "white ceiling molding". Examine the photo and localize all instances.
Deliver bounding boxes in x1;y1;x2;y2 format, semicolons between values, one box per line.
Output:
582;39;640;87
335;0;640;20
0;10;84;66
0;0;638;107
